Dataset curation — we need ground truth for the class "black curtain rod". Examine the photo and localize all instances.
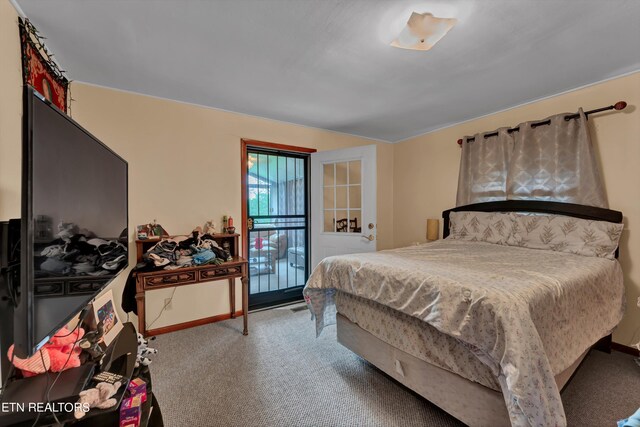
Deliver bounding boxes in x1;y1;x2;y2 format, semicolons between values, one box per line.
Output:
457;101;627;145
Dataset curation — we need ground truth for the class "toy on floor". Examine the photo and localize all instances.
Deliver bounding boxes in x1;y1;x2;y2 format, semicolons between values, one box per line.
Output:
74;381;122;419
136;333;158;368
7;326;85;377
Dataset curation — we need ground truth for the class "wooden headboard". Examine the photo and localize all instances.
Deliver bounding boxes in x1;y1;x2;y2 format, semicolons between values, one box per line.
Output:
442;200;623;257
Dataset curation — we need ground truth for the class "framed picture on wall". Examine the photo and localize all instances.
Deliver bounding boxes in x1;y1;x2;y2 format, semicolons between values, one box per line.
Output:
92;289;123;347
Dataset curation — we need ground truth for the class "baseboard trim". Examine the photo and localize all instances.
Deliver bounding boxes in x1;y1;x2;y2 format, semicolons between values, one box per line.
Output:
612;342;640;357
146;310;244;337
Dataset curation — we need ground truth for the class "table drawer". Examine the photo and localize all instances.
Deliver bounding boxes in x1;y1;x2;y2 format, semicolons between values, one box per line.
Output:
199;266;242;280
143;271;196;288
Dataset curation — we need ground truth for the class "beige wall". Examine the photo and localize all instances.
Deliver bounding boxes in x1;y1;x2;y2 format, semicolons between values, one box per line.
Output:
68;83;394;330
0;0;22;220
393;72;640;346
0;0;22;380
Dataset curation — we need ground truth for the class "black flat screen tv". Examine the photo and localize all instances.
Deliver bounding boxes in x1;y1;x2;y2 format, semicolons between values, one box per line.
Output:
11;86;128;358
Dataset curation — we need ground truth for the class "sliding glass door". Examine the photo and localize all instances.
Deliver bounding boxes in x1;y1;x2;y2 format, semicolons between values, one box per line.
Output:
245;147;310;309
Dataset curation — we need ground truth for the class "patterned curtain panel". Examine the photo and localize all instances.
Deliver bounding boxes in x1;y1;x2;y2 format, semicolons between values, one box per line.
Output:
507;109;607;208
456;128;513;206
456;109;608;208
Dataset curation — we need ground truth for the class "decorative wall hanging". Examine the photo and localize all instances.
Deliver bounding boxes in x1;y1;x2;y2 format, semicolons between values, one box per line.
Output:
19;18;69;112
136;220;169;240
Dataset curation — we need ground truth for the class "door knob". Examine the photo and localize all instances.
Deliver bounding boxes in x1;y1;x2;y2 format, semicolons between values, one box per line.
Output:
363;234;375;241
368;223;375;229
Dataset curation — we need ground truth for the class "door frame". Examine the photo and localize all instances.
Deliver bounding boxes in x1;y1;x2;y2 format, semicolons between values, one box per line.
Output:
240;139;316;308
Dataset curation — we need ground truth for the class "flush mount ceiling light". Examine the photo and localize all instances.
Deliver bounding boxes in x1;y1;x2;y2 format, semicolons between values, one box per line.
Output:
391;12;456;51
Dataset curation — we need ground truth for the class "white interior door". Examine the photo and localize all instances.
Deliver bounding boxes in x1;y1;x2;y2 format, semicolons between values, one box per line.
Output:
311;144;376;269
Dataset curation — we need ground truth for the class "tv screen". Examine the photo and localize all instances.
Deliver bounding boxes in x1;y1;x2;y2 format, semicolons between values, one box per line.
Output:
14;87;128;357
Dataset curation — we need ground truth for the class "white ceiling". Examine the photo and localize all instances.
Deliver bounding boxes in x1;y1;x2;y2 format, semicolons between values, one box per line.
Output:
15;0;640;142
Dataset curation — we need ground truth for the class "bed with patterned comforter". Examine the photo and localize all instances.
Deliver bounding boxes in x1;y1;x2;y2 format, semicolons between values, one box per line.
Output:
303;239;624;427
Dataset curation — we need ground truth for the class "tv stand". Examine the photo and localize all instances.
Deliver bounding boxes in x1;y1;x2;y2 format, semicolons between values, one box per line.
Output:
0;363;95;425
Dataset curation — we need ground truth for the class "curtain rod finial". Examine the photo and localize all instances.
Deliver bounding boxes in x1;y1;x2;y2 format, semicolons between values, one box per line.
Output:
614;101;627;111
457;139;463;146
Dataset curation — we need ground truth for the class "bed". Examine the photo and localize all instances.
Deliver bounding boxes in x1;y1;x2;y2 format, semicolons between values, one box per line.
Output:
303;200;624;427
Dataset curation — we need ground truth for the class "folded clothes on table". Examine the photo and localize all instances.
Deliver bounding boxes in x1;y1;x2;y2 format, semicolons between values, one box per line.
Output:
40;257;72;275
192;248;215;265
73;261;96;274
35;223;127;278
41;244;65;258
139;232;232;270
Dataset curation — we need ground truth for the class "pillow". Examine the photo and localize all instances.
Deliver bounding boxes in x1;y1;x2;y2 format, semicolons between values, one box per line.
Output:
506;213;623;259
448;211;513;245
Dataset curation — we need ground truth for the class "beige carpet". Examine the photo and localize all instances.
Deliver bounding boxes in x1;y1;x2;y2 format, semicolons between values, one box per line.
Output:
150;307;640;427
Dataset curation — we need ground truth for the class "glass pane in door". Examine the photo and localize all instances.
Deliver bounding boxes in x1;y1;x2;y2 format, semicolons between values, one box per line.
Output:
322;160;362;233
247;149;309;309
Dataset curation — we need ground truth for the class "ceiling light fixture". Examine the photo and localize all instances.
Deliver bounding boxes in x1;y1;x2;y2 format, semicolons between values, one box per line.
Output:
391;12;456;51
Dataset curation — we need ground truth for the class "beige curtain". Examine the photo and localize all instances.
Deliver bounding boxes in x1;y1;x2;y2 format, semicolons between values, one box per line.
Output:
507;109;607;208
456;109;608;208
456;128;513;206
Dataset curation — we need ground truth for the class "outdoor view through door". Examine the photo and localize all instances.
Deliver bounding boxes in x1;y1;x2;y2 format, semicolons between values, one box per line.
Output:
243;142;312;309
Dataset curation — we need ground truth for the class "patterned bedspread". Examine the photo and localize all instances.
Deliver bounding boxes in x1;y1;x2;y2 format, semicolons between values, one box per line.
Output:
335;291;502;391
303;240;624;427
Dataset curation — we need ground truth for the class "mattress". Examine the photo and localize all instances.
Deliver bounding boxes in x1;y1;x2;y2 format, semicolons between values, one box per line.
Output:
335;290;501;391
304;239;625;426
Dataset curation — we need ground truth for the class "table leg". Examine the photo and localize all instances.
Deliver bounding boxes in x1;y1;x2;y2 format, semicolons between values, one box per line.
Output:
229;278;236;318
135;281;146;336
242;276;249;335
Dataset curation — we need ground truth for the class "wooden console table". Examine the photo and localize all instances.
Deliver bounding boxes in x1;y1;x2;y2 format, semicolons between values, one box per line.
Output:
134;233;249;337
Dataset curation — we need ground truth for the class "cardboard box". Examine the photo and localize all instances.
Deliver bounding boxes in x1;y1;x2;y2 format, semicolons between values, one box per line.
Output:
127;378;147;404
119;378;147;427
119;406;140;427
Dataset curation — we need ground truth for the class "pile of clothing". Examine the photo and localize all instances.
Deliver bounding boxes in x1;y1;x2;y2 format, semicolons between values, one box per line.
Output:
141;232;232;270
35;223;127;277
121;229;233;316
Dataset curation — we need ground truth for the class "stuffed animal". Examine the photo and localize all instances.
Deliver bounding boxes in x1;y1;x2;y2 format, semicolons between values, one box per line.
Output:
6;347;50;377
74;381;122;419
47;326;85;372
203;220;216;235
78;322;105;361
7;326;85;377
136;333;158;368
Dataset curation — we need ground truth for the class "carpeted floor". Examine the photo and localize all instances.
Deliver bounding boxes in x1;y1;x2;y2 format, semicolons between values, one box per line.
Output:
150;306;640;427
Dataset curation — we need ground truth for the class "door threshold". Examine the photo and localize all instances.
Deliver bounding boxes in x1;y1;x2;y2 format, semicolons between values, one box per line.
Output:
249;298;305;313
